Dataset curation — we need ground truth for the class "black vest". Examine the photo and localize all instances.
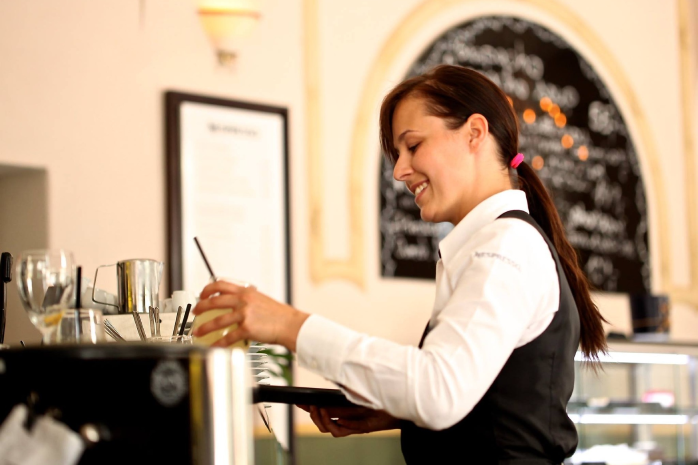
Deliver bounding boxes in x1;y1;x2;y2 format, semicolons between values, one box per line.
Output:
400;210;580;465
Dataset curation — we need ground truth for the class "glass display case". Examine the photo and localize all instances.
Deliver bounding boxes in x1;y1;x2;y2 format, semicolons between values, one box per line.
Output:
570;340;698;465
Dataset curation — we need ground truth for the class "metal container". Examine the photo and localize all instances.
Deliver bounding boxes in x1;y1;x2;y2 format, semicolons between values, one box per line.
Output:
0;344;254;465
92;259;163;314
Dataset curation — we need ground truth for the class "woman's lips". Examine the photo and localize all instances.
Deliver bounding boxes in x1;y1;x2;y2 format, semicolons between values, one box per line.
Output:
414;182;429;203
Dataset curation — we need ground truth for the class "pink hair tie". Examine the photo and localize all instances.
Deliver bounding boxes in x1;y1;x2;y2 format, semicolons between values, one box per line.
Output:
510;153;524;169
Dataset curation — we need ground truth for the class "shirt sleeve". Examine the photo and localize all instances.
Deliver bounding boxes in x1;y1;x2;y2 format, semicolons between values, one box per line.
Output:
296;224;550;430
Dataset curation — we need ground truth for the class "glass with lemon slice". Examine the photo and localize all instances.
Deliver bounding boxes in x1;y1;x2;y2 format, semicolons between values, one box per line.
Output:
16;249;75;344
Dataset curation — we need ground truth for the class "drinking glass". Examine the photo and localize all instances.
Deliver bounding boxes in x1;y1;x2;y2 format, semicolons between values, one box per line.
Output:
16;249;75;342
191;278;251;349
50;309;106;344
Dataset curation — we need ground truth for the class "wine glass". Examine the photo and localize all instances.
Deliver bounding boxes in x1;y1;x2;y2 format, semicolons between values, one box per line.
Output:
16;249;75;343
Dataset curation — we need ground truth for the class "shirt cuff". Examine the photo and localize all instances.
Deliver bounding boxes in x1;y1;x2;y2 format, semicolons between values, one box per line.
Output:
296;314;358;383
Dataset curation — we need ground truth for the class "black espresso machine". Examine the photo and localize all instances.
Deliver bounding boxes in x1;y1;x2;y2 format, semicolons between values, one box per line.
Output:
0;344;255;465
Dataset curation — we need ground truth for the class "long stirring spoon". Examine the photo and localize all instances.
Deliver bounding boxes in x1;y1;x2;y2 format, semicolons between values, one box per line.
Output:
172;306;183;336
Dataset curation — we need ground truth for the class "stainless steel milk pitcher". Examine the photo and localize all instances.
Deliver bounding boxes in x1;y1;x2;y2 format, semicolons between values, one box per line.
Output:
92;259;163;314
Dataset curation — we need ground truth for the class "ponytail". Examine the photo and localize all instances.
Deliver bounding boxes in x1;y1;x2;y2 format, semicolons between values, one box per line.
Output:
517;162;607;360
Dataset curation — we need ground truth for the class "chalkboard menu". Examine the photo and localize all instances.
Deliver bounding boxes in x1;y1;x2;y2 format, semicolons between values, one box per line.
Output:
379;16;650;294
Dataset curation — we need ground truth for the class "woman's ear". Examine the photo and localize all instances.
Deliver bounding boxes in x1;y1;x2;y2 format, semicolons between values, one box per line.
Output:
465;113;489;153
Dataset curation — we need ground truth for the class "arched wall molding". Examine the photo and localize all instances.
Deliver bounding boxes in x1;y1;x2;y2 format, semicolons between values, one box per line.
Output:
305;0;698;305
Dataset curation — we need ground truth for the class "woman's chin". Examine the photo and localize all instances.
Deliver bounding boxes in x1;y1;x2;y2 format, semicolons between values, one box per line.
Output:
419;208;438;223
420;207;452;224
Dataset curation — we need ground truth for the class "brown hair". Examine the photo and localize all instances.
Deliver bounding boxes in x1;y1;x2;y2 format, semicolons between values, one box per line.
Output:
379;65;606;360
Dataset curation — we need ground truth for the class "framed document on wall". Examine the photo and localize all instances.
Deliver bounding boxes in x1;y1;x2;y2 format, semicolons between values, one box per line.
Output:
165;91;290;306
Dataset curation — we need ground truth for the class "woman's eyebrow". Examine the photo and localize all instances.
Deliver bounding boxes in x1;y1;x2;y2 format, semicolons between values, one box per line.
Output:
395;129;416;144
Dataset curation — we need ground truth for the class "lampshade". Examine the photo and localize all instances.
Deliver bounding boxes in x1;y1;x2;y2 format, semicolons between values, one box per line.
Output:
197;0;261;63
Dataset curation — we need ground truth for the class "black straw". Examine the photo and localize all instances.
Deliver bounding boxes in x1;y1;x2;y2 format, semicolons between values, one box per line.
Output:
75;266;82;341
193;237;217;280
178;303;192;336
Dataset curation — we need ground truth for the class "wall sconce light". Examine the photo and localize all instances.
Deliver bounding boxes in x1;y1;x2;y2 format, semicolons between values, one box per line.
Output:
197;0;262;66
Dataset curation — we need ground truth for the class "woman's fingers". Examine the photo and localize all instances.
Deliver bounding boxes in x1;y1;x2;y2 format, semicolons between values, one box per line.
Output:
199;280;248;300
193;294;244;316
322;406;368;419
305;406;365;437
319;408;359;437
309;406;328;433
191;309;244;338
211;326;247;348
335;418;368;430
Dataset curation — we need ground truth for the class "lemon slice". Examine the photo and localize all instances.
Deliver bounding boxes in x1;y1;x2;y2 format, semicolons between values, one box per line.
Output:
44;310;64;327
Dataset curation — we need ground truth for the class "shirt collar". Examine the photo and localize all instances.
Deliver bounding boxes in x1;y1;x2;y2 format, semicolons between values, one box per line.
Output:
439;189;529;268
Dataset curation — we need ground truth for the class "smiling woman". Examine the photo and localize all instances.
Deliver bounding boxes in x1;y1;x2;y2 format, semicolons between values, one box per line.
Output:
193;64;607;465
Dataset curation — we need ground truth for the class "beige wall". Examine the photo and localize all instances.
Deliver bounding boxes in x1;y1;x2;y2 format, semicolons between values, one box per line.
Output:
0;0;305;283
0;0;696;430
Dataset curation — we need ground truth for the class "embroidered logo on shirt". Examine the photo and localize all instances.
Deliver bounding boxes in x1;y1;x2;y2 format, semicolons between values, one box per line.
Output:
473;251;521;271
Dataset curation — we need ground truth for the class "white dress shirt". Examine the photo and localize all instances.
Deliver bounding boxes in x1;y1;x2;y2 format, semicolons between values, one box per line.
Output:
296;190;560;430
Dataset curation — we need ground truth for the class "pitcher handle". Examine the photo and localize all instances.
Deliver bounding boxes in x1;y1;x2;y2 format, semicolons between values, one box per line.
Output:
92;264;119;309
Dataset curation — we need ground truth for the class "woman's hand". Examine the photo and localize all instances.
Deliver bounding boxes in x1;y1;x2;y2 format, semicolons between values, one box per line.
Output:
297;405;400;437
192;280;310;351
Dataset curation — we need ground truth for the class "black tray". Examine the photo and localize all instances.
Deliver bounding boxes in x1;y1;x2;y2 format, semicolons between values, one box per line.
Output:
253;385;358;407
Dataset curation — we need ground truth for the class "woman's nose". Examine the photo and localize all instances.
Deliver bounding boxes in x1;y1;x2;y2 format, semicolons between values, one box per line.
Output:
393;153;412;181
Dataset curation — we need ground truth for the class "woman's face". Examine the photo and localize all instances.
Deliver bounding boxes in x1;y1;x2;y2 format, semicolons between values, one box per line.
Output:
392;96;476;225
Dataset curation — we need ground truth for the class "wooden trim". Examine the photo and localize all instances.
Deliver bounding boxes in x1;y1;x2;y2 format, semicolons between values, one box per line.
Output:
671;0;698;305
165;92;184;293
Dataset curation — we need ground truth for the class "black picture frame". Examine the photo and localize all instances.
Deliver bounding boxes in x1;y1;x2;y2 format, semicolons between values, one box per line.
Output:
165;91;291;297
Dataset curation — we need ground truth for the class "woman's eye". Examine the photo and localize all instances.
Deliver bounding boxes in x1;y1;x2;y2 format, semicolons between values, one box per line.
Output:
408;143;420;153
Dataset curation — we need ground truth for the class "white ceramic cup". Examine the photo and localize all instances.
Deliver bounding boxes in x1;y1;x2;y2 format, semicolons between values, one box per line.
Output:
172;290;197;314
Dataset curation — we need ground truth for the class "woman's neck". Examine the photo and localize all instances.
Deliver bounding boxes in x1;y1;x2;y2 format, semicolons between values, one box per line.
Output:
452;171;515;225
